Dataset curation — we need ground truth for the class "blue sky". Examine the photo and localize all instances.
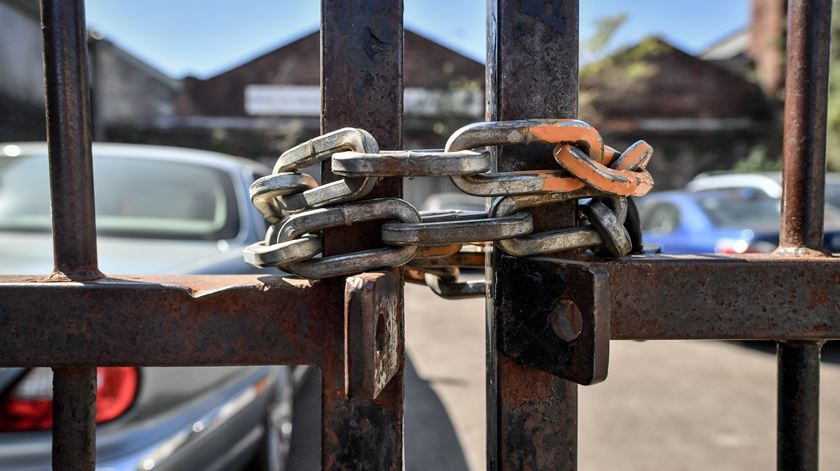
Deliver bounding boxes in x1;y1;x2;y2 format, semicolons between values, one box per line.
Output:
85;0;748;79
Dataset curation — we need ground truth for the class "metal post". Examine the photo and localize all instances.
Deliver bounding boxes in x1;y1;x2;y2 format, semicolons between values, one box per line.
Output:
40;0;101;281
777;0;832;469
778;341;821;471
320;0;405;468
52;367;97;470
40;1;101;469
487;1;579;469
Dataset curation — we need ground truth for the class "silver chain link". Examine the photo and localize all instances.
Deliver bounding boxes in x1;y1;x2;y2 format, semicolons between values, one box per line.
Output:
242;119;655;297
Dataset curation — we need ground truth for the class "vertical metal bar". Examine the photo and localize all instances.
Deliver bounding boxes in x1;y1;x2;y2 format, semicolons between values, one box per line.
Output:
52;368;97;470
487;1;579;469
40;0;101;280
778;342;821;471
780;0;831;254
40;1;100;469
320;0;405;469
777;1;831;470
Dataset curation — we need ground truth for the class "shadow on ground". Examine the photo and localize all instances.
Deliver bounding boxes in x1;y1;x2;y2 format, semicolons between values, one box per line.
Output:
286;355;469;470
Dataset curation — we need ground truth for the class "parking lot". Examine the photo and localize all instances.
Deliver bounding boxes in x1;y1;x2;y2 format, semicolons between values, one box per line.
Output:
289;280;840;470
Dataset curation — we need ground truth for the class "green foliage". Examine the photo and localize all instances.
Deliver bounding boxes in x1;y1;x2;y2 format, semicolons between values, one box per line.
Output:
733;147;782;172
583;13;628;60
579;15;663;123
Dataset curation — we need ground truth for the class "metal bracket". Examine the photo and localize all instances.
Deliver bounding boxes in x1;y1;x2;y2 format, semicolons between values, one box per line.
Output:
344;271;401;399
496;255;610;385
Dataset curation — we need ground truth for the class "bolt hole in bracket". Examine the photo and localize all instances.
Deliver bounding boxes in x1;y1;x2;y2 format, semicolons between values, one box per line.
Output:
496;255;610;385
344;271;401;400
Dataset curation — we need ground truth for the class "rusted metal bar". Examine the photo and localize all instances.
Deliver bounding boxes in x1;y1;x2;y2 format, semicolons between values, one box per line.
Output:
0;258;837;368
487;1;580;469
778;341;821;471
41;0;100;468
40;0;101;281
0;275;335;366
320;0;405;468
503;255;840;341
52;367;96;471
777;0;832;469
779;0;831;254
319;271;403;469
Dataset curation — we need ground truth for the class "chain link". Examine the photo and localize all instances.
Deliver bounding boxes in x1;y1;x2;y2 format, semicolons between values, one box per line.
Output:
381;211;532;246
333;149;491;177
243;119;655;297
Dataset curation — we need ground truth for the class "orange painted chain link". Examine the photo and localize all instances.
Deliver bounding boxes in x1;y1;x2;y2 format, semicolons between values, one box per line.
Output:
510;119;655;197
541;120;654;197
554;142;654;197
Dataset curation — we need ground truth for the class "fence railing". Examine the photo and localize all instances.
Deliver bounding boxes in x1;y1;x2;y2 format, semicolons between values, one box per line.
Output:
4;0;837;469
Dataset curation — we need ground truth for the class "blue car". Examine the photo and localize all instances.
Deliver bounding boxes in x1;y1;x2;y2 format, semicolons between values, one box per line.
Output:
637;189;840;254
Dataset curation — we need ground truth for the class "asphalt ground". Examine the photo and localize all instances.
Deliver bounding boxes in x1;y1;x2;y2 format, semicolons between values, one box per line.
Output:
287;282;840;470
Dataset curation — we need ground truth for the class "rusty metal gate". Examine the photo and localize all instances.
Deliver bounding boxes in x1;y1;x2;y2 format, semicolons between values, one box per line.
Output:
6;0;839;469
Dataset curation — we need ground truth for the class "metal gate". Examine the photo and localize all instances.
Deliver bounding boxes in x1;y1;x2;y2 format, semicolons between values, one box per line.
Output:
6;0;839;469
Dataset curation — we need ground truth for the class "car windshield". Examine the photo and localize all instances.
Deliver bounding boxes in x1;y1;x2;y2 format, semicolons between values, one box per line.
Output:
697;191;840;230
0;154;240;240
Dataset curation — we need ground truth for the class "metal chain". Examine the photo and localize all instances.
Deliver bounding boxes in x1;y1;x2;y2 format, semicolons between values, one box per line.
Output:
242;119;655;297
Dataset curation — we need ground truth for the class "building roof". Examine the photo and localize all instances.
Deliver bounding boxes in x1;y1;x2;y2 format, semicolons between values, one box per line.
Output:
580;37;770;134
177;29;484;117
700;28;750;61
92;38;180;90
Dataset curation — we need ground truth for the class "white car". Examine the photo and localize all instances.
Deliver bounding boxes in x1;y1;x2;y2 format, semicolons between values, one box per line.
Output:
686;171;840;209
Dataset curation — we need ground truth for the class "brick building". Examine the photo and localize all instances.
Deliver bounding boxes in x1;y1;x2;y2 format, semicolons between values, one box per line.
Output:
1;0;784;195
160;30;484;156
581;38;773;189
153;29;485;204
164;29;774;193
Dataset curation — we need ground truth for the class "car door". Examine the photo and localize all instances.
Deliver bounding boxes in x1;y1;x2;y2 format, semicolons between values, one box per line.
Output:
640;201;687;253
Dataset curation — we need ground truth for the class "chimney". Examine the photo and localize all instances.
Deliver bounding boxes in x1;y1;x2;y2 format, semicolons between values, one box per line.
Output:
749;0;787;96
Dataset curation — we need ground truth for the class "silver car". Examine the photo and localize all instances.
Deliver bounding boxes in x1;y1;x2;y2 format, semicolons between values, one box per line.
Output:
686;171;840;209
0;143;293;471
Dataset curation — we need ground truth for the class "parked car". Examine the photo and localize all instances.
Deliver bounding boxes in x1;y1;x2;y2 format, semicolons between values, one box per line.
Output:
638;189;840;254
0;143;294;471
686;171;840;209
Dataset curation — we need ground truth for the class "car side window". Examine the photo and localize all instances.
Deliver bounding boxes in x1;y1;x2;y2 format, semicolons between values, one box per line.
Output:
642;203;680;235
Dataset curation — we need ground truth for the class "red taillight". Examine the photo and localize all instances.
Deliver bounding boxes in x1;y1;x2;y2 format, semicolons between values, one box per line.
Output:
0;367;138;431
715;239;776;254
96;367;138;422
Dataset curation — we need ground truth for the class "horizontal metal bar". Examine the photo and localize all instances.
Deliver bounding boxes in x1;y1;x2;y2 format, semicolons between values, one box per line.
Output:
518;254;840;341
0;253;836;368
0;275;340;366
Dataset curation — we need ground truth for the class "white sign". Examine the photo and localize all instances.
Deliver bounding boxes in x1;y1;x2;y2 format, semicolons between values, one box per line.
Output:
245;85;320;116
244;84;482;117
404;88;483;117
